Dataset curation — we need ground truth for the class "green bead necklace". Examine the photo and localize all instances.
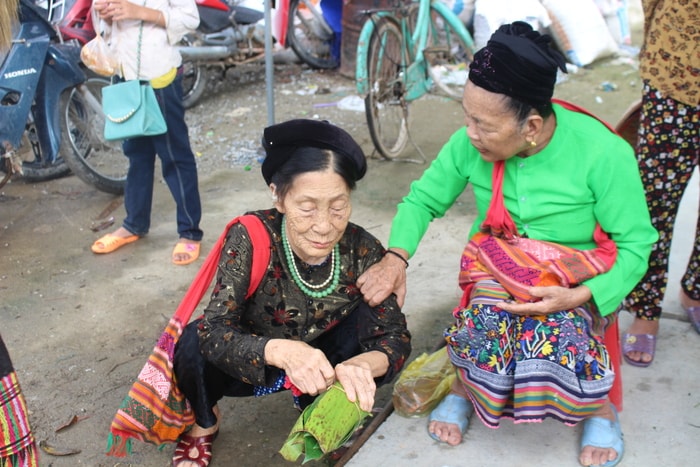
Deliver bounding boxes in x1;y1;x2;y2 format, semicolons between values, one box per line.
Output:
282;216;340;299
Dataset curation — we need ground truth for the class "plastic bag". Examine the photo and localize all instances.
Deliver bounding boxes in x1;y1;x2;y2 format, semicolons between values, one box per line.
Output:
81;35;118;76
392;346;456;418
80;7;119;76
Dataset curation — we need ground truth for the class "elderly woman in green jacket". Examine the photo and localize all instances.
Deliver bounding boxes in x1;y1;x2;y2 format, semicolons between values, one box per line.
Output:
358;22;657;467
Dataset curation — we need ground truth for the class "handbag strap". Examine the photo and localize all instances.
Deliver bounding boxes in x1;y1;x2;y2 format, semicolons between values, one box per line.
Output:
171;214;271;324
135;1;147;78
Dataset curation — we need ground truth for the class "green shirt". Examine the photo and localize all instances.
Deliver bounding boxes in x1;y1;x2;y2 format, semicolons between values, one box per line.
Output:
389;104;657;315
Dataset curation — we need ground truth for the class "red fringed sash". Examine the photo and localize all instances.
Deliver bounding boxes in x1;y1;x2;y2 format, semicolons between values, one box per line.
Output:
106;215;271;457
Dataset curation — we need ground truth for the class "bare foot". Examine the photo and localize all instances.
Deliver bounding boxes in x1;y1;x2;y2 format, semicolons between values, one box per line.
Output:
623;316;658;365
173;406;220;467
428;381;470;446
579;402;621;466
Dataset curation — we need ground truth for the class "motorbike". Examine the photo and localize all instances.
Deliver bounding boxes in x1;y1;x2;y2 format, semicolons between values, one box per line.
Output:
0;0;85;187
0;0;126;194
54;0;97;44
179;0;338;108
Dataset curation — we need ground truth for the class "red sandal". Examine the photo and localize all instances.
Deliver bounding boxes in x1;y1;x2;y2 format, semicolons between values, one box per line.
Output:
172;430;218;467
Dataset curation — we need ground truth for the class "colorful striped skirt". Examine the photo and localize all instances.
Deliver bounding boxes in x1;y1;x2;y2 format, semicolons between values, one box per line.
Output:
445;280;615;428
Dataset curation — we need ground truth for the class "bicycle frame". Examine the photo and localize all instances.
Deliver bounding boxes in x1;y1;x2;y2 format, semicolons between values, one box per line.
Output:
355;0;470;101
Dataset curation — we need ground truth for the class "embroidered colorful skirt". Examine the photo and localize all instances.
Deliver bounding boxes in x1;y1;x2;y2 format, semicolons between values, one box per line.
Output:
0;335;38;467
445;282;615;428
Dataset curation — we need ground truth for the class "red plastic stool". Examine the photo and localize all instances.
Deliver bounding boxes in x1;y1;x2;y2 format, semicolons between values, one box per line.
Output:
604;318;623;412
603;99;643;414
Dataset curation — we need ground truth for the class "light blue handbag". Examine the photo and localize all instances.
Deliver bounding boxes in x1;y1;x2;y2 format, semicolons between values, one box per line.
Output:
101;9;166;141
102;79;166;141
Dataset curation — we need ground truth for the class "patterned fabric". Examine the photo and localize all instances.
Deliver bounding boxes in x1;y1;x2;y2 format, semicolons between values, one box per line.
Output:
253;372;301;408
107;317;196;455
624;82;700;319
106;215;270;457
639;0;699;106
460;231;616;304
0;336;38;467
460;159;617;304
445;296;615;427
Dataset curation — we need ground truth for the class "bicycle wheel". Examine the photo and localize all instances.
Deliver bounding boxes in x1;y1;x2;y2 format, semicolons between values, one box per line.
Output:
287;0;338;69
365;18;410;160
424;6;474;100
61;77;127;195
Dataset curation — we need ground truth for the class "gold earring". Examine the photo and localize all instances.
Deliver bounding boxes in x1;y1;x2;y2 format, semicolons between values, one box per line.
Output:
530;140;537;147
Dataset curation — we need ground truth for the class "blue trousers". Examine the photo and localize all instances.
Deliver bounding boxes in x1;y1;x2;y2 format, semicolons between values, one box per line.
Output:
121;73;203;241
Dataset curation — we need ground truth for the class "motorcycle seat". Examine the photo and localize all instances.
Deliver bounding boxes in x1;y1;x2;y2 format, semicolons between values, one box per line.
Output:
232;6;264;26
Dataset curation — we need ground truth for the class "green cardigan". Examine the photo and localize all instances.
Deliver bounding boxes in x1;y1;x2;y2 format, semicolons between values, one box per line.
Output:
388;104;658;315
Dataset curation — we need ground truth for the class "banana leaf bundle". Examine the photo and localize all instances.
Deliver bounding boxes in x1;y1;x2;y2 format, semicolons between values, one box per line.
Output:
279;383;370;464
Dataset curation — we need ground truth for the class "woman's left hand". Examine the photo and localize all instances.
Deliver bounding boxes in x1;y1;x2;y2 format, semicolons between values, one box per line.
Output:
334;360;377;412
496;285;592;316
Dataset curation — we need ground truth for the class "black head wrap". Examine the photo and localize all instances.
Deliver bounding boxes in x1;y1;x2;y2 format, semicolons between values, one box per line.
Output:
261;119;367;185
468;21;567;107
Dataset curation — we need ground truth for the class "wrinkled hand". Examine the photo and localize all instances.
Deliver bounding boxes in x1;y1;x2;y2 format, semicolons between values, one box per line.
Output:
496;285;592;316
265;340;335;396
357;252;407;307
334;361;377;412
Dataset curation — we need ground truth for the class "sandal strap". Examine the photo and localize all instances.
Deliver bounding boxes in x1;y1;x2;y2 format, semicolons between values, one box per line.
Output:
173;431;217;467
621;333;656;355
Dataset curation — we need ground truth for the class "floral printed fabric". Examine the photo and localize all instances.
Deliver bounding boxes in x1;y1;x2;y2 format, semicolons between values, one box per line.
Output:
623;82;700;319
445;284;615;427
639;0;699;106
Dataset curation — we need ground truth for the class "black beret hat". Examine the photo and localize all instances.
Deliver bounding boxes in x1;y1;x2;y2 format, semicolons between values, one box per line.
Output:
261;119;367;185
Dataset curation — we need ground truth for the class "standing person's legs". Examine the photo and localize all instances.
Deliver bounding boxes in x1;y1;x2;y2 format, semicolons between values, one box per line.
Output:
678;99;700;332
122;137;158;236
623;83;699;362
152;74;203;265
91;132;157;253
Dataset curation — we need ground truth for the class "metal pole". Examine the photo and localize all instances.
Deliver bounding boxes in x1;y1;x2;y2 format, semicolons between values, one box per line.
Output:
264;0;275;125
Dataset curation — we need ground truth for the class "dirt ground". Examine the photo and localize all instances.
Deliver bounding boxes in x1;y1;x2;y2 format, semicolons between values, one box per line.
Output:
0;22;646;467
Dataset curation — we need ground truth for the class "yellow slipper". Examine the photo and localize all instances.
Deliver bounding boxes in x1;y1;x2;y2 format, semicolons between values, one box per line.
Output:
91;233;139;254
172;241;200;266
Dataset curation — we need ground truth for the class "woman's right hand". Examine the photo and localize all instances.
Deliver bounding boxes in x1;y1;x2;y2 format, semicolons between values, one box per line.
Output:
264;339;336;396
357;251;408;307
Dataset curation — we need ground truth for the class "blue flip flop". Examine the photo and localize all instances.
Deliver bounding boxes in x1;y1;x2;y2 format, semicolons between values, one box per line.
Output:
580;406;624;467
427;393;474;443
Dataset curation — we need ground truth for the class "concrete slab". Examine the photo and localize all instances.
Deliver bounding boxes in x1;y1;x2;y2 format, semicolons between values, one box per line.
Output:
345;174;700;466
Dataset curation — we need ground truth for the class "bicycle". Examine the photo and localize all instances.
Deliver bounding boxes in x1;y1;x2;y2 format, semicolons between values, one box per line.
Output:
355;0;475;160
